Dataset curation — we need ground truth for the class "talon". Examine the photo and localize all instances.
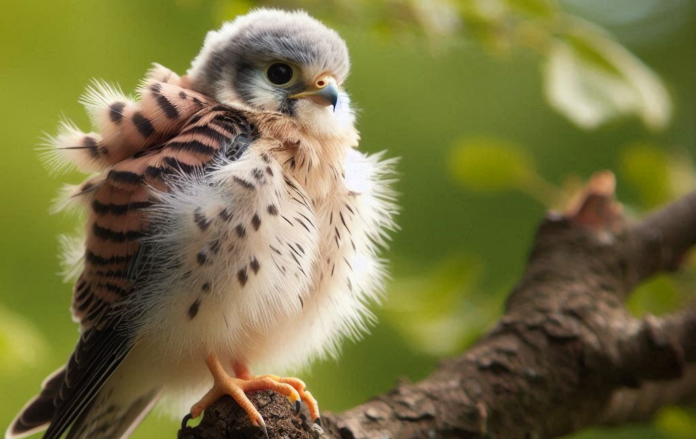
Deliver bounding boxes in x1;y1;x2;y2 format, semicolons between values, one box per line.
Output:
181;413;193;430
314;417;322;427
270;377;319;421
258;417;269;439
294;400;302;415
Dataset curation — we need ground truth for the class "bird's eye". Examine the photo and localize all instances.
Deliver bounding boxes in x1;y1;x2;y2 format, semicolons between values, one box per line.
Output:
266;63;294;86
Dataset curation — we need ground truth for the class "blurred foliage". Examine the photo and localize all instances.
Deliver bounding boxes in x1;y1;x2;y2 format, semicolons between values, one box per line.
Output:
0;0;694;438
248;0;674;131
619;144;696;209
543;20;672;131
0;305;49;377
655;407;696;439
448;136;572;207
383;255;501;356
449;137;536;192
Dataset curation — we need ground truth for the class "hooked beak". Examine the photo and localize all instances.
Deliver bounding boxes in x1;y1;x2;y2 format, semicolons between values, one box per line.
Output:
289;76;339;111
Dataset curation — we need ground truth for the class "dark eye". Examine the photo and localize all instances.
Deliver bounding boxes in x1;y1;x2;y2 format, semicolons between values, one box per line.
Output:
266;63;294;85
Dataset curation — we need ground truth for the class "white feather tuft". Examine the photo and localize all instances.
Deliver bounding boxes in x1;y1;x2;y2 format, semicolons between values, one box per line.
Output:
50;176;103;215
58;233;85;283
39;119;106;175
80;79;133;127
145;63;181;85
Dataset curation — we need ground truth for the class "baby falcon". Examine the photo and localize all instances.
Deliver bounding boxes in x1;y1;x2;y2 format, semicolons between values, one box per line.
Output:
7;8;396;439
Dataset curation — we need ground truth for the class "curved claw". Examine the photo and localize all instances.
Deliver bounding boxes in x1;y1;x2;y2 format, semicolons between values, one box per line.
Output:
181;413;193;430
257;416;269;439
259;376;320;422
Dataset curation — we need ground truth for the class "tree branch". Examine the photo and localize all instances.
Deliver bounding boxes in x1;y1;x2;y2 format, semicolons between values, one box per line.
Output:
179;173;696;439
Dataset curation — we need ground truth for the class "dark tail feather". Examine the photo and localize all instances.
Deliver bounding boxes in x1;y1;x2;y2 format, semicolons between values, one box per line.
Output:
6;367;65;439
65;383;160;439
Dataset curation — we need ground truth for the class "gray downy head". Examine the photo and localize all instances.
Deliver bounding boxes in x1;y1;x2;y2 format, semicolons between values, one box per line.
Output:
187;9;350;117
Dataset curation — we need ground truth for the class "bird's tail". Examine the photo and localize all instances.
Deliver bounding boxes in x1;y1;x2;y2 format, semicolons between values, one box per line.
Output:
64;380;160;439
7;367;66;438
7;360;161;439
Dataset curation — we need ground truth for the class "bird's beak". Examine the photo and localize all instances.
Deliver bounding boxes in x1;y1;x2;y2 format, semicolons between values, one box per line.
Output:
289;76;339;111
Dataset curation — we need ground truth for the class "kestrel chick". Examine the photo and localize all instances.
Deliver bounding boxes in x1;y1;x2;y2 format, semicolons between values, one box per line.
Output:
8;8;396;439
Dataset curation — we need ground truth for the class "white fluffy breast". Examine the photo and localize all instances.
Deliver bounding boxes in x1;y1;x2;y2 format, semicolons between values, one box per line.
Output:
136;146;320;366
246;148;398;373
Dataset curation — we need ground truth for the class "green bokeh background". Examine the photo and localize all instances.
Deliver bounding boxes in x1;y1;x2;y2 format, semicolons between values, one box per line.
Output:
1;1;694;438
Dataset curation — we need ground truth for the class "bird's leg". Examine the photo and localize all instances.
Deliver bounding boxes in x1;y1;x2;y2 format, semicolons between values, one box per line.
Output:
233;362;321;423
190;353;301;436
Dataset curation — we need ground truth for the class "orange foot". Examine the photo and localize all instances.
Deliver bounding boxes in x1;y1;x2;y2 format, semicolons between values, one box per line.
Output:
235;363;321;424
189;353;320;437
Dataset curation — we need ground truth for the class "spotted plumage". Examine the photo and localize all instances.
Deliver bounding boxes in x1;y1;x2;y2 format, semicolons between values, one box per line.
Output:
9;8;396;439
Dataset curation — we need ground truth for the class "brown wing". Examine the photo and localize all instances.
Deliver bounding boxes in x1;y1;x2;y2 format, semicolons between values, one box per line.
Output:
73;104;254;330
41;103;255;439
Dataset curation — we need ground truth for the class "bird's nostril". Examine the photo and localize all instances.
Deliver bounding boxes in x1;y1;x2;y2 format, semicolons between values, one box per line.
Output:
316;80;325;87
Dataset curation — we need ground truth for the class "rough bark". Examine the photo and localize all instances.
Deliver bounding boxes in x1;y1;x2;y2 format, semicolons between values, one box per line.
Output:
179;173;696;439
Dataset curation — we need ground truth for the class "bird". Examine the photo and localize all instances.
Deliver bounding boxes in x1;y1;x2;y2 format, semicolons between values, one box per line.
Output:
7;8;397;439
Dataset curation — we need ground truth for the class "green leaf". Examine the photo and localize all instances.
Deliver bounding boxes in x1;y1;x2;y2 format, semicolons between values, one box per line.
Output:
656;407;696;439
626;275;680;317
409;0;462;37
620;144;696;209
503;0;555;18
216;0;254;23
449;137;536;192
666;148;696;200
543;20;673;131
619;143;671;208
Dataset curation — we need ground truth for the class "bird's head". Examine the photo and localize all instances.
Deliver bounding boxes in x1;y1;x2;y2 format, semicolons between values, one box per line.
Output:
187;9;354;135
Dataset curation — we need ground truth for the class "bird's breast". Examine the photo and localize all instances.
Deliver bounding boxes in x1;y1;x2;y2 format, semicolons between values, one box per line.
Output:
135;145;321;363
